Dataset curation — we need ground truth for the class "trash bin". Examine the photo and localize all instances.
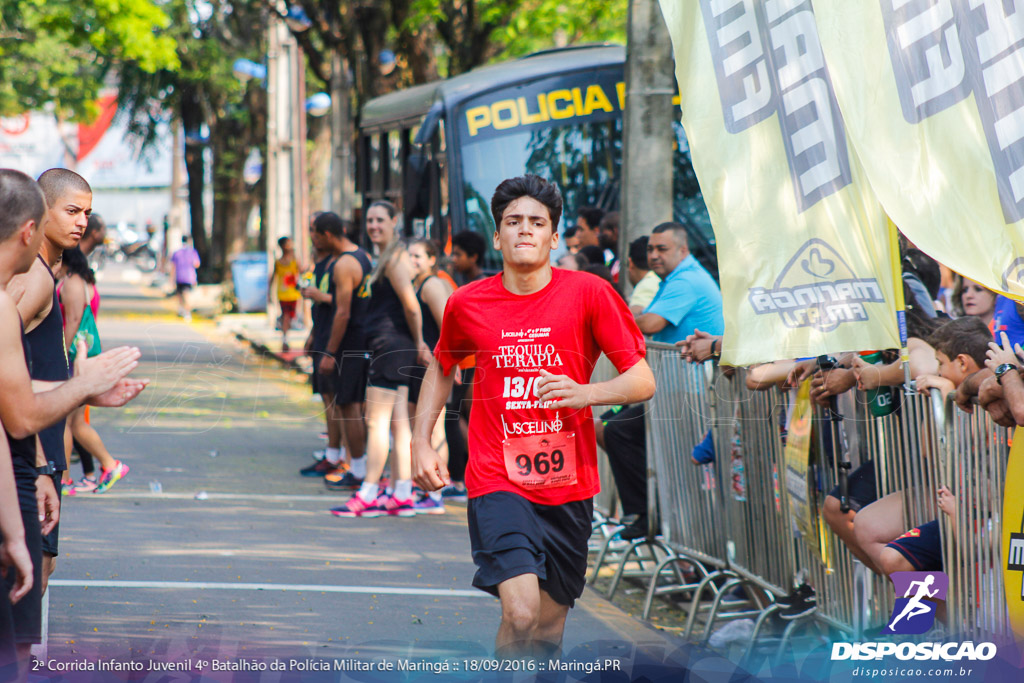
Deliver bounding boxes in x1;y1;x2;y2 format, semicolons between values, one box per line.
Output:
231;252;268;313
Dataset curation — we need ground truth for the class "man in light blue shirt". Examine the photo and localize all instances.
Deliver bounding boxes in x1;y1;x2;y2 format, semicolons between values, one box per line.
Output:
635;222;723;344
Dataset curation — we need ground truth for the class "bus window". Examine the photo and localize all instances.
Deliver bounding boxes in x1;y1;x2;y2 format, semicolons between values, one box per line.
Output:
387;129;403;194
369;134;384;196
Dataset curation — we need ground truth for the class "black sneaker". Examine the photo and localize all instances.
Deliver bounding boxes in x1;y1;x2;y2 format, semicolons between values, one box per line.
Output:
778;583;816;620
300;459;334;477
618;516;649;541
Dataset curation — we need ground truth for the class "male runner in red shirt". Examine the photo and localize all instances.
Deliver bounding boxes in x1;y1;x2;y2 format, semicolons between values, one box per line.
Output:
412;175;654;658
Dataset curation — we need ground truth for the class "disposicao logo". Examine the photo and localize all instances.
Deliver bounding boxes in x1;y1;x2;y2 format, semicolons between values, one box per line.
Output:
831;571;997;662
885;571;947;635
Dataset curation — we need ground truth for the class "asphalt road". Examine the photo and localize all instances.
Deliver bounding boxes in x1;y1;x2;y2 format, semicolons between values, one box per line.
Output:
35;265;690;682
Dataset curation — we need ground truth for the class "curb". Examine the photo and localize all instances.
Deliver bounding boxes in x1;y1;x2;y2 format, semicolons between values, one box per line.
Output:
234;332;311;377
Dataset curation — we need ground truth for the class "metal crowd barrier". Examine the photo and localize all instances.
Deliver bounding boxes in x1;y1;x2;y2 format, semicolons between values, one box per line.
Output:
592;348;1013;654
945;406;1012;640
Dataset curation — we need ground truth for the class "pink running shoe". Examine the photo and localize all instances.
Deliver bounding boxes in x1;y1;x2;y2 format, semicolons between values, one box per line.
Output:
331;493;385;518
383;494;416;517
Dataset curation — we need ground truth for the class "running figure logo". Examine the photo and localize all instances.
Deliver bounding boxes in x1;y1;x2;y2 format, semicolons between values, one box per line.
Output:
884;571;949;635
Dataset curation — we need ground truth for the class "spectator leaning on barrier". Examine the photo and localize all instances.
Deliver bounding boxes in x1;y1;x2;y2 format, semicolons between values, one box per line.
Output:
635;221;724;343
561;226;581;255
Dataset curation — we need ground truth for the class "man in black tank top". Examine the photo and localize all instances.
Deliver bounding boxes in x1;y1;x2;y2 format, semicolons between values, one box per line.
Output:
316;213;372;488
0;169;147;675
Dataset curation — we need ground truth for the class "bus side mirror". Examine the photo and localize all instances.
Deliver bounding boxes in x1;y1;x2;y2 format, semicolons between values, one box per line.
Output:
404;151;434;220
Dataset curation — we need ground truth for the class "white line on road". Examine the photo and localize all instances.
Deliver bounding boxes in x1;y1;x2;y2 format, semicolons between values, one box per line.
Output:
72;492;345;503
49;579;489;598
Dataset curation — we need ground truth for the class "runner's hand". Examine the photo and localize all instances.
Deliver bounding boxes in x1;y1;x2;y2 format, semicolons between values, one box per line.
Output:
88;378;150;407
417;341;434;367
77;346;142;397
0;536;33;604
319;355;336;374
411;438;448;492
536;370;591;410
36;474;59;536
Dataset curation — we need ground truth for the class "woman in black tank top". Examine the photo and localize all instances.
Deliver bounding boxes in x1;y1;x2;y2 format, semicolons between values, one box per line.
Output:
334;201;429;518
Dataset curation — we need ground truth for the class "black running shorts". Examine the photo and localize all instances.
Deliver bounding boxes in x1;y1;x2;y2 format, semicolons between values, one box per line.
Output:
467;490;593;608
827;459;877;513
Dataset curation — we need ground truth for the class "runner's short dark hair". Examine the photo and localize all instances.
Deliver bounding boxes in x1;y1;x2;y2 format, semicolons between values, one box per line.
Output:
577;206;604;230
37;168;91;206
0;169;46;243
490;174;562;231
928;316;992;368
629;236;649;270
313;211;353;240
452;230;487;261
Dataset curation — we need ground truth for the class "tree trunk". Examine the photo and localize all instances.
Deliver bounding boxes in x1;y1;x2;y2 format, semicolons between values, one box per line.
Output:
210;116;256;280
180;86;208;274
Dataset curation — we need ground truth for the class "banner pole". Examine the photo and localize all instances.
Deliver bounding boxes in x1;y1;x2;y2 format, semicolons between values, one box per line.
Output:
888;218;912;390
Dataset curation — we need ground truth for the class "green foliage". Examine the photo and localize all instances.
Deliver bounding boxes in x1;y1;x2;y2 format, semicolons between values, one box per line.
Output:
496;0;627;59
0;0;179;119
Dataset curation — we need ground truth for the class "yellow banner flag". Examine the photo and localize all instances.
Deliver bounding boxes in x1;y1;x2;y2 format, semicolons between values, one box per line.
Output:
815;2;1024;298
658;0;900;365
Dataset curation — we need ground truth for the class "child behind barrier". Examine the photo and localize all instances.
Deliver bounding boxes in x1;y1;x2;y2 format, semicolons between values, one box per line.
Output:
862;316;991;577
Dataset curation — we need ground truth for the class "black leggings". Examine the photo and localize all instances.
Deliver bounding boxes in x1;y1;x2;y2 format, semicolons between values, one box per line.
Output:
74;438;95;477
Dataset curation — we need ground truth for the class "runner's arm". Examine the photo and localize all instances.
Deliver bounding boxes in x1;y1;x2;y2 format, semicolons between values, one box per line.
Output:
0;297;142;436
420;277;452;331
0;427;32;603
411;358;457;491
536;358;655;410
60;275;87;350
389;253;425;347
324;257;357;355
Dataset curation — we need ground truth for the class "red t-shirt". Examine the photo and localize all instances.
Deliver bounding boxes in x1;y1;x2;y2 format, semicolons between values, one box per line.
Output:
435;268;646;505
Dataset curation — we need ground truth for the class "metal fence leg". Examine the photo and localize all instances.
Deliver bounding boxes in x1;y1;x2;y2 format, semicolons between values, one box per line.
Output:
641;553;687;620
588;526;625;584
683;570;727;640
606;538;660;599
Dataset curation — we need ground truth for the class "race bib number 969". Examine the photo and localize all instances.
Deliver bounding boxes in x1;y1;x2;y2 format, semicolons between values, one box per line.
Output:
502;432;578;490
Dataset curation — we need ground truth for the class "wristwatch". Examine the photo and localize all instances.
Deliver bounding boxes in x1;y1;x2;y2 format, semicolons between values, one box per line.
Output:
710;338;721;360
36;462;55;477
995;363;1019;383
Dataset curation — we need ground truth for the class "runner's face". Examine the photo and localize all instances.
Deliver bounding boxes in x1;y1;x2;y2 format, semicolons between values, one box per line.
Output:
44;190;92;250
494;196;556;269
366;206;396;247
408;243;434;277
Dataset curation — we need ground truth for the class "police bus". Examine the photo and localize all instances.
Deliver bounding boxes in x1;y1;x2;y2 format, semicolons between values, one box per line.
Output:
356;44;715;274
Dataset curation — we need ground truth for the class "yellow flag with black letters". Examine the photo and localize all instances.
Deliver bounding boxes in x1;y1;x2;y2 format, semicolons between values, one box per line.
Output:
657;0;901;365
814;2;1024;299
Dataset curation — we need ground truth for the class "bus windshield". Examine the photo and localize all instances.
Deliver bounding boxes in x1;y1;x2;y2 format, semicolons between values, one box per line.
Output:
459;117;715;274
461;119;621;261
